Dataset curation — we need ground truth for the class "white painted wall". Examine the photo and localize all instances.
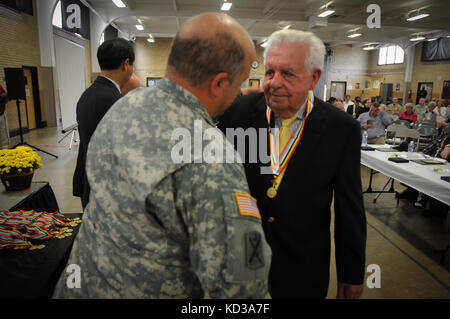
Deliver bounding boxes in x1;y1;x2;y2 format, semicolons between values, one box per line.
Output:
36;0;58;67
89;12;108;73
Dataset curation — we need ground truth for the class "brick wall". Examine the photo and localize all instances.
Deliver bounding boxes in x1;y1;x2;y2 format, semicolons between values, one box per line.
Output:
0;0;44;133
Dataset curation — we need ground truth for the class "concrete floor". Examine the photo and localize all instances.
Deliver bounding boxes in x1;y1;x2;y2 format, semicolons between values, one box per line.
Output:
4;126;450;299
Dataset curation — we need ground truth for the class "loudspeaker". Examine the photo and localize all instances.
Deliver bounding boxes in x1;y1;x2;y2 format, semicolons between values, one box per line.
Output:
4;68;26;100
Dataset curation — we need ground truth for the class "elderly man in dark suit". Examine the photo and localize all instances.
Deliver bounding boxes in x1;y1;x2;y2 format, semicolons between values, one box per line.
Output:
73;38;135;209
218;29;366;299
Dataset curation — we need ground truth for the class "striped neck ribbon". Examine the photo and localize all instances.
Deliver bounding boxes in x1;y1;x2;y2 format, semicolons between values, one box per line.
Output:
266;90;314;176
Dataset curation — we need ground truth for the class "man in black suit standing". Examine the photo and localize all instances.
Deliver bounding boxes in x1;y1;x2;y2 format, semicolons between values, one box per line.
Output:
73;38;135;209
218;29;366;299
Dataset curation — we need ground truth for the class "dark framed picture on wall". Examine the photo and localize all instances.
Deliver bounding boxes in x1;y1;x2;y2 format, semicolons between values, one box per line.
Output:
147;77;161;87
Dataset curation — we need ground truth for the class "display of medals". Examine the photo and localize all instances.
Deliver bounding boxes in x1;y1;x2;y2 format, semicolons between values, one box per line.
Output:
266;90;314;198
0;209;82;250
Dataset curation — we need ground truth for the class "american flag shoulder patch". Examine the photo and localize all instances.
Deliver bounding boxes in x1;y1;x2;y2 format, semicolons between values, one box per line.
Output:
235;193;261;220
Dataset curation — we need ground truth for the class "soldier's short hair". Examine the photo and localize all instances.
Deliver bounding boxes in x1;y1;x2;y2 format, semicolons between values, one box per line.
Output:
97;38;135;71
168;31;245;86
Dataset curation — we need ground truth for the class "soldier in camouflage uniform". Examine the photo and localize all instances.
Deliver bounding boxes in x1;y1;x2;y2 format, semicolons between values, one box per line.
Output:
53;13;271;298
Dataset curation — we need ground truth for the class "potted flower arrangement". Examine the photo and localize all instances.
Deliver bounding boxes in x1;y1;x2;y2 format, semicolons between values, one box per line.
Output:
0;146;43;191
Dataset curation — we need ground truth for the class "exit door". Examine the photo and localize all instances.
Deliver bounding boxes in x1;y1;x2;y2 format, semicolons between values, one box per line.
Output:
416;82;433;104
330;81;346;100
22;66;45;129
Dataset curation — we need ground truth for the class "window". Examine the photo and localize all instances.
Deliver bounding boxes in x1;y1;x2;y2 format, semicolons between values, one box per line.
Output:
52;1;62;28
378;45;404;65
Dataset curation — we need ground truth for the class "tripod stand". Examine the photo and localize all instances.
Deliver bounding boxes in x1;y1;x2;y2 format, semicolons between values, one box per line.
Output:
12;98;58;158
58;124;78;150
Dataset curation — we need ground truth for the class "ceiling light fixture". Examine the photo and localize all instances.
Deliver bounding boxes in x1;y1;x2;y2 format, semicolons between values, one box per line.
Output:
348;33;362;38
136;24;144;30
406;12;429;21
363;45;376;50
410;35;425;41
221;2;232;11
318;9;335;18
427;38;437;41
111;0;126;8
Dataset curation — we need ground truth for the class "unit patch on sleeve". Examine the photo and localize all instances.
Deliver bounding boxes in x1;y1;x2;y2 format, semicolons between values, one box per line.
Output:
245;231;264;269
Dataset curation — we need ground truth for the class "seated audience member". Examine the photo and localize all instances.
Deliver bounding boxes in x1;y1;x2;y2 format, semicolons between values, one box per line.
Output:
386;97;403;115
434;99;447;117
396;128;450;216
328;97;337;105
335;101;345;111
357;103;392;144
347;96;360;118
344;95;354;113
378;97;386;108
434;99;447;123
379;105;386;113
419;101;437;123
355;98;370;119
414;97;427;115
399;103;417;123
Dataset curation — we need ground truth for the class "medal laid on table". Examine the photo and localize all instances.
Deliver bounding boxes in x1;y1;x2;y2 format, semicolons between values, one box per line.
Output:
266;90;315;198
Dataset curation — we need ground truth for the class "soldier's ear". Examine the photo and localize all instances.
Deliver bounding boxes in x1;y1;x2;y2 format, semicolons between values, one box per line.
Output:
209;72;230;98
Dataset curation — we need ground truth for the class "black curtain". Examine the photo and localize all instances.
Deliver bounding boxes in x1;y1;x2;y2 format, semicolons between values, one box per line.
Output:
421;37;450;62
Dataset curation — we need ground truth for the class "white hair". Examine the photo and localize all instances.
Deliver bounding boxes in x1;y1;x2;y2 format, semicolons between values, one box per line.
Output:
263;29;326;73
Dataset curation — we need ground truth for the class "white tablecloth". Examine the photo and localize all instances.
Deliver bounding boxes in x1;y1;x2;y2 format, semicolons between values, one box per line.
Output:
361;144;450;205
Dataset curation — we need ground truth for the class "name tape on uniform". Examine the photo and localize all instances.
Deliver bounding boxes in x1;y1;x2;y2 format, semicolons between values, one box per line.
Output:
235;193;261;220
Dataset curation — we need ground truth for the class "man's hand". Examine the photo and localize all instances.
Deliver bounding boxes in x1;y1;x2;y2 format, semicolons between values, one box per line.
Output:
441;145;450;160
337;282;363;299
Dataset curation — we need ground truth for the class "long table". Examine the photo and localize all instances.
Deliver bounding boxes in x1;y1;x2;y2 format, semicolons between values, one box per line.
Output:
361;145;450;206
0;181;60;212
0;213;82;299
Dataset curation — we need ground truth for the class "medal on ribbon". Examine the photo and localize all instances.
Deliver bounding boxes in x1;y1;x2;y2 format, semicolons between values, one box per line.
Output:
266;90;314;198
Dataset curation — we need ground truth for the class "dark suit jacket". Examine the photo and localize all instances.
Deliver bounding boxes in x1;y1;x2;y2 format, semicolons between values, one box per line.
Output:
218;93;366;298
73;76;122;209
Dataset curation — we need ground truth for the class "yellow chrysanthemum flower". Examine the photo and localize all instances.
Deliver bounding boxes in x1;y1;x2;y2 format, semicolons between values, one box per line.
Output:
0;147;43;175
